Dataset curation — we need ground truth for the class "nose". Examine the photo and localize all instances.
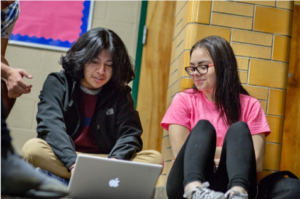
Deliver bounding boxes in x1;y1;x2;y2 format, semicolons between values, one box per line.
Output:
96;64;106;74
192;69;200;76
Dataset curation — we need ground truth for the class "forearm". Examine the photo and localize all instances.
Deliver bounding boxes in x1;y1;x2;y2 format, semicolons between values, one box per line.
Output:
1;61;11;80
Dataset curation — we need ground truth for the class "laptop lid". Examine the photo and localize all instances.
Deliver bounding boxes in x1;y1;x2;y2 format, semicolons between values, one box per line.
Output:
68;154;163;199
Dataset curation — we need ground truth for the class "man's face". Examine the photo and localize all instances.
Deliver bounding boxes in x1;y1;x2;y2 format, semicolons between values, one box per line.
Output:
1;1;15;10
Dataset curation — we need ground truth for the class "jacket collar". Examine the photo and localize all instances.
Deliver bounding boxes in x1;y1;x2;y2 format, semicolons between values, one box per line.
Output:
71;80;115;109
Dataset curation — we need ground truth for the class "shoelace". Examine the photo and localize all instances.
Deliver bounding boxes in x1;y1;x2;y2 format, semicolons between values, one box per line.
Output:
183;182;210;198
183;182;224;199
224;190;248;199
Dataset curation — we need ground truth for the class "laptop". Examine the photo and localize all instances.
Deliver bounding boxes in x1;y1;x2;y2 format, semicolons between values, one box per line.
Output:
68;154;163;199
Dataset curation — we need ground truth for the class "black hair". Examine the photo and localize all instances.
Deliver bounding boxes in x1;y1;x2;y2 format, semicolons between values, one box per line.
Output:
60;27;135;88
190;36;249;125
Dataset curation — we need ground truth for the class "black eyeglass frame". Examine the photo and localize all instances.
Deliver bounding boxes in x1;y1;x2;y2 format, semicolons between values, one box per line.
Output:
185;64;214;76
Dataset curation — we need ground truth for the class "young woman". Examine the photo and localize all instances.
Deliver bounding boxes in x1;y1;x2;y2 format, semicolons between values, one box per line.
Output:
161;36;270;199
22;27;163;180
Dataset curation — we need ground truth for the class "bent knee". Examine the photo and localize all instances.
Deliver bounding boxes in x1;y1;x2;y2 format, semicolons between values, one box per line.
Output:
22;138;50;165
137;150;164;165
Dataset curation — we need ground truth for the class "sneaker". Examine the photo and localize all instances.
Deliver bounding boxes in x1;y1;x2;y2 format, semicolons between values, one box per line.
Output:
36;168;70;186
183;182;225;199
224;190;248;199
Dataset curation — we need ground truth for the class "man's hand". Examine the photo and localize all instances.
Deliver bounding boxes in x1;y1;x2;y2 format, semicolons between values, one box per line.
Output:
5;67;32;98
69;163;75;175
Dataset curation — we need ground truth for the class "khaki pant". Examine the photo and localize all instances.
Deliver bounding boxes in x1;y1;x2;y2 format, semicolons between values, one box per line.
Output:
22;138;163;179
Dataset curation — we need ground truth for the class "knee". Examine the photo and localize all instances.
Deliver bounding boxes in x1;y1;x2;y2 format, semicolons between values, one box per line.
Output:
227;121;251;137
148;150;164;165
195;120;213;128
192;120;216;137
22;138;49;165
137;150;164;165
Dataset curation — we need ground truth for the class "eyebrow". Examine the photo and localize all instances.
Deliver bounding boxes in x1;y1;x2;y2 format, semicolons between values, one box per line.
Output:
93;57;113;62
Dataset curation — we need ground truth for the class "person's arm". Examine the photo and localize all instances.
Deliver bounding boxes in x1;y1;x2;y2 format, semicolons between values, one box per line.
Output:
1;38;32;98
252;133;266;173
168;124;189;159
37;72;77;170
108;86;143;160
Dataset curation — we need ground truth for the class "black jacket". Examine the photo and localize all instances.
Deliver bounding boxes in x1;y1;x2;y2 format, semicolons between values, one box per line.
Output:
36;71;143;169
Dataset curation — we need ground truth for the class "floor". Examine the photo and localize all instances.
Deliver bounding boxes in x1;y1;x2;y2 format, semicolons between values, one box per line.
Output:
2;186;168;199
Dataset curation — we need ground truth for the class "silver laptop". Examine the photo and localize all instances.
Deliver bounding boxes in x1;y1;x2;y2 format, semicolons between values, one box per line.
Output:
68;154;163;199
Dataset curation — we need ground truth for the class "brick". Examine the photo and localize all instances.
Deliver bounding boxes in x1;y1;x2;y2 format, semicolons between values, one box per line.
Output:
162;161;174;175
249;59;288;89
211;13;252;30
232;29;273;46
175;28;186;58
213;1;254;17
174;6;185;38
232;43;271;59
163;129;169;137
162;136;171;149
175;1;186;16
263;143;281;170
266;116;284;143
163;148;174;162
268;89;286;116
235;0;275;7
156;175;167;186
257;170;276;182
243;85;268;100
177;51;190;79
187;1;211;24
277;1;294;10
236;57;249;70
169;57;179;84
184;24;231;50
238;70;248;84
273;35;291;62
259;100;267;113
254;6;293;36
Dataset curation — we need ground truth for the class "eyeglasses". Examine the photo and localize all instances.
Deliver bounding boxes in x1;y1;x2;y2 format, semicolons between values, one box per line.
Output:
185;64;214;76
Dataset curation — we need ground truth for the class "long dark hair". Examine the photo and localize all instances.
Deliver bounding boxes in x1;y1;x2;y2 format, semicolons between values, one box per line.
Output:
60;27;135;88
190;36;249;125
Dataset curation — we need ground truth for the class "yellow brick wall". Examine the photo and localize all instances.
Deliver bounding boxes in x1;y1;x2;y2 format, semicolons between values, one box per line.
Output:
158;0;294;186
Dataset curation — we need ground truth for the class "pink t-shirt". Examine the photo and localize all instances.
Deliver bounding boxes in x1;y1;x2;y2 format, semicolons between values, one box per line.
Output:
161;89;271;146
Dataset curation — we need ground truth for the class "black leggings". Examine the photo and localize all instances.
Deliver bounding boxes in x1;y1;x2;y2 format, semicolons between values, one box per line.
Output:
166;120;257;199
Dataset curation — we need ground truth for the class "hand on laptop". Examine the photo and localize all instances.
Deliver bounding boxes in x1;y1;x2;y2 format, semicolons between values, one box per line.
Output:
69;163;75;175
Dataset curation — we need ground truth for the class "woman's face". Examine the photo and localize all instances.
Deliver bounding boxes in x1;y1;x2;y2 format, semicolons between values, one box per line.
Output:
190;47;216;94
81;49;113;90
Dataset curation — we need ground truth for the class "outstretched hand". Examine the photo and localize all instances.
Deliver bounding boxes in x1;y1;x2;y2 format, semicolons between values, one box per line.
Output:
6;67;32;98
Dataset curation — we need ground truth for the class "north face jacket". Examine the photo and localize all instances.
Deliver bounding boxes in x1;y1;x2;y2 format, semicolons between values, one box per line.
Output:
36;70;143;169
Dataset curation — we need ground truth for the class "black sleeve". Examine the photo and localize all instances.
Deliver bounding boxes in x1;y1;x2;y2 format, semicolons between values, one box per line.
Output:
36;73;76;169
108;86;143;160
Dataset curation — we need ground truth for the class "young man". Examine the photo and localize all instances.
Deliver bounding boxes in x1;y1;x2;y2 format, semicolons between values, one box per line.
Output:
22;27;163;180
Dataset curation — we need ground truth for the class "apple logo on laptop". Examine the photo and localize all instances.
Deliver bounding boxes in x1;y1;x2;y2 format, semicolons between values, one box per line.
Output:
109;178;120;188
